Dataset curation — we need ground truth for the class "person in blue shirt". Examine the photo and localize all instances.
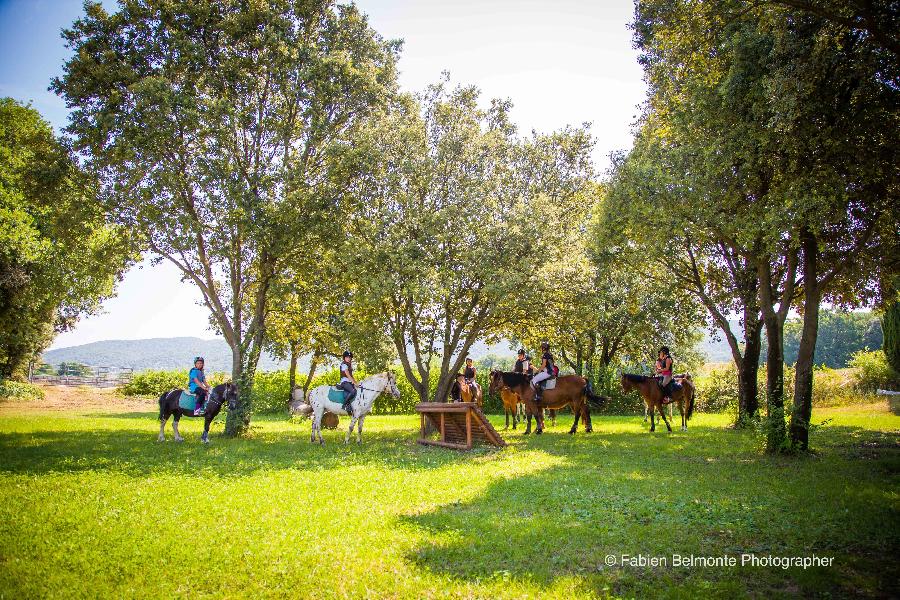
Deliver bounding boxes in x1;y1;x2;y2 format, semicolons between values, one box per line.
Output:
188;356;210;415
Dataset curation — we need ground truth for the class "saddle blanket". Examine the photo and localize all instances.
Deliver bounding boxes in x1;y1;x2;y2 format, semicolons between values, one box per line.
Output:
542;378;557;390
327;387;347;403
178;390;198;411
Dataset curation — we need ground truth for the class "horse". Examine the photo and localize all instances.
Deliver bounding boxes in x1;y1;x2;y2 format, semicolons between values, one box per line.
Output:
489;371;606;435
158;382;238;443
449;373;483;406
489;369;522;429
305;372;400;445
620;373;695;432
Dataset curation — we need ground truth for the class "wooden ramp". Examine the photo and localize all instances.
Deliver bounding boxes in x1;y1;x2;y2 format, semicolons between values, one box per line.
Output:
415;402;506;450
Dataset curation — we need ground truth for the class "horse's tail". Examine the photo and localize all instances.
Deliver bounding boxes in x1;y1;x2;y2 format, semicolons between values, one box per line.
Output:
684;374;695;420
584;379;607;408
158;391;168;421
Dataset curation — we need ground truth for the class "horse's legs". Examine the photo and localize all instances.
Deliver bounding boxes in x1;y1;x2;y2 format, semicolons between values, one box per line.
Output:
583;404;593;433
524;408;533;435
345;415;358;444
357;415;365;444
535;407;545;435
643;400;649;422
158;414;167;442
680;398;687;431
649;406;656;432
201;414;212;443
569;402;581;434
172;416;184;442
658;404;672;432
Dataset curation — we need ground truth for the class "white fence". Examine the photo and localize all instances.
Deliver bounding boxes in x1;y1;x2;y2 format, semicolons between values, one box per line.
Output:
30;364;134;388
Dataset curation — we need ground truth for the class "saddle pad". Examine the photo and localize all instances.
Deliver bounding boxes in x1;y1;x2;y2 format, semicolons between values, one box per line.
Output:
327;387;346;403
543;378;557;390
178;390;197;411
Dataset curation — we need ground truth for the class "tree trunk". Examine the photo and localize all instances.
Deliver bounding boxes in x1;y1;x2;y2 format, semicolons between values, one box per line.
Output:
301;350;321;400
737;315;763;423
287;343;298;404
790;229;820;451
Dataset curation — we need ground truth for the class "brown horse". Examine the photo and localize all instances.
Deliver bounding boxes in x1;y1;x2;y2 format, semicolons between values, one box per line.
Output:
489;371;605;435
450;374;483;407
621;373;695;432
490;369;525;429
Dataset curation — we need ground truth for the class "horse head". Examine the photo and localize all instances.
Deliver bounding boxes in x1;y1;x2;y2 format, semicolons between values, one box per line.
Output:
385;371;401;399
224;382;239;410
488;370;503;394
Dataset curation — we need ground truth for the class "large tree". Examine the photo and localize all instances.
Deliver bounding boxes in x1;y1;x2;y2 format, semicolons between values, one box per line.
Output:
632;0;899;450
0;98;132;379
52;0;399;434
338;83;593;403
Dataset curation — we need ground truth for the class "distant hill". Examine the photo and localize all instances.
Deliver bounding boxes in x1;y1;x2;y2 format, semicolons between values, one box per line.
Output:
41;337;291;373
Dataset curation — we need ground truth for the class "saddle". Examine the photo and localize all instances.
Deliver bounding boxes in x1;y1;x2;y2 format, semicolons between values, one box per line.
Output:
178;390;204;413
540;378;557;391
327;387;348;403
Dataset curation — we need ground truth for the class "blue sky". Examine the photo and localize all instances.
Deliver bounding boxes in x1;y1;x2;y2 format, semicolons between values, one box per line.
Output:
0;0;646;349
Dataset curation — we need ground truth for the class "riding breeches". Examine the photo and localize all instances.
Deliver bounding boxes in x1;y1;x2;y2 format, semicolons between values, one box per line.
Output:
532;371;551;388
338;381;357;403
194;387;208;409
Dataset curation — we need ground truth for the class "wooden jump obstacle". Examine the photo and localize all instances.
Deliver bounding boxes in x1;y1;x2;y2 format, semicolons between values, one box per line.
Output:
415;402;506;450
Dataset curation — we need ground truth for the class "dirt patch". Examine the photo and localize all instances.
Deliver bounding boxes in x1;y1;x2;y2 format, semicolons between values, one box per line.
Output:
0;385;156;414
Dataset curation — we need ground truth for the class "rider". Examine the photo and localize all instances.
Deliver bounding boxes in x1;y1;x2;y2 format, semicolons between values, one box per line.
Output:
463;357;479;399
188;356;211;416
514;348;530;374
338;350;358;414
655;346;674;402
531;342;555;403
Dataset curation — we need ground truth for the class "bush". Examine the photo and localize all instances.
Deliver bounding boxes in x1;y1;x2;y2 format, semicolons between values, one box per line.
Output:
0;379;44;401
849;350;900;392
694;364;739;413
118;370;227;397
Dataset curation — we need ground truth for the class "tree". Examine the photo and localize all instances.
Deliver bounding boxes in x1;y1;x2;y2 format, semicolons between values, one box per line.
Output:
517;184;704;382
781;310;883;368
52;0;399;435
0;98;132;379
339;82;593;404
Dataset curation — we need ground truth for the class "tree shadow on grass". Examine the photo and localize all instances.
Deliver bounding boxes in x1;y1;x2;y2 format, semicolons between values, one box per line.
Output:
0;419;498;478
399;423;899;598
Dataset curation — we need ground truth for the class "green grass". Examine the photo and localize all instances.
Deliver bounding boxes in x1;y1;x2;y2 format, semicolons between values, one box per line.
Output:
0;401;898;598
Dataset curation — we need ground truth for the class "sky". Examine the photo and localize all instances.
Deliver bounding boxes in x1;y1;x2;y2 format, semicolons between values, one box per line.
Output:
0;0;647;350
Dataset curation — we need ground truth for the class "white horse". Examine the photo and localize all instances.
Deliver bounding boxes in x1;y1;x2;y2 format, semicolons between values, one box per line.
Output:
302;372;400;445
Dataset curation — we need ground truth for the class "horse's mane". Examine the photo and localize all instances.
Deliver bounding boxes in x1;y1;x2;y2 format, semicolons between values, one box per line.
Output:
498;371;530;387
623;373;649;383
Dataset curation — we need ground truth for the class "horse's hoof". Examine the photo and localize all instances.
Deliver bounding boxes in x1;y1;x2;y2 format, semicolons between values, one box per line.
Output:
157;437;165;442
535;430;543;435
568;430;575;435
585;428;593;433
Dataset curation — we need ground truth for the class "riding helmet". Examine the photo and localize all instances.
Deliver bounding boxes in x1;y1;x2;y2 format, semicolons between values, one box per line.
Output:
343;350;353;358
517;348;526;355
659;346;670;355
194;356;204;363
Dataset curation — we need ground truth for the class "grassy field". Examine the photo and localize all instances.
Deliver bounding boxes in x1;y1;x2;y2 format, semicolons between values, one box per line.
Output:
0;388;898;599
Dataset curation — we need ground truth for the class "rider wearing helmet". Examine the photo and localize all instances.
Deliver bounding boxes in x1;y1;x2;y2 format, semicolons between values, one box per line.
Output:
338;350;358;414
655;346;674;402
189;356;210;415
514;348;530;374
463;357;480;399
531;342;555;403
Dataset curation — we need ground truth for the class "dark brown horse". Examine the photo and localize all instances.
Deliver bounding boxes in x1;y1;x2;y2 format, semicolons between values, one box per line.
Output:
621;373;695;432
489;371;605;435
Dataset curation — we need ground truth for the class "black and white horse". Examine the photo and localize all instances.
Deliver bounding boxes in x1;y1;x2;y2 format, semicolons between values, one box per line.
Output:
158;382;238;443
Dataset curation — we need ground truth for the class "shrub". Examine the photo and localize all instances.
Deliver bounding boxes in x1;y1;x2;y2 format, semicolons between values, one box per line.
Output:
118;370;227;397
849;350;900;392
0;379;44;401
694;364;739;413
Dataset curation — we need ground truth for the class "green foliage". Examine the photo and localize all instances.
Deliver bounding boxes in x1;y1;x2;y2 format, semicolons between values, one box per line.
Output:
0;379;44;401
118;370;228;397
0;98;133;379
780;310;883;368
849;350;900;392
695;365;740;414
339;79;594;404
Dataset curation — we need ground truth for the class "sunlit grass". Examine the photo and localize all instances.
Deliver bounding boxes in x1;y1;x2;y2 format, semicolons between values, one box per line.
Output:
0;399;897;598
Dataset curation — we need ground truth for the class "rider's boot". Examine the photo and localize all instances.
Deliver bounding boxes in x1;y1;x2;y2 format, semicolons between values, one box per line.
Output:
342;400;353;415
